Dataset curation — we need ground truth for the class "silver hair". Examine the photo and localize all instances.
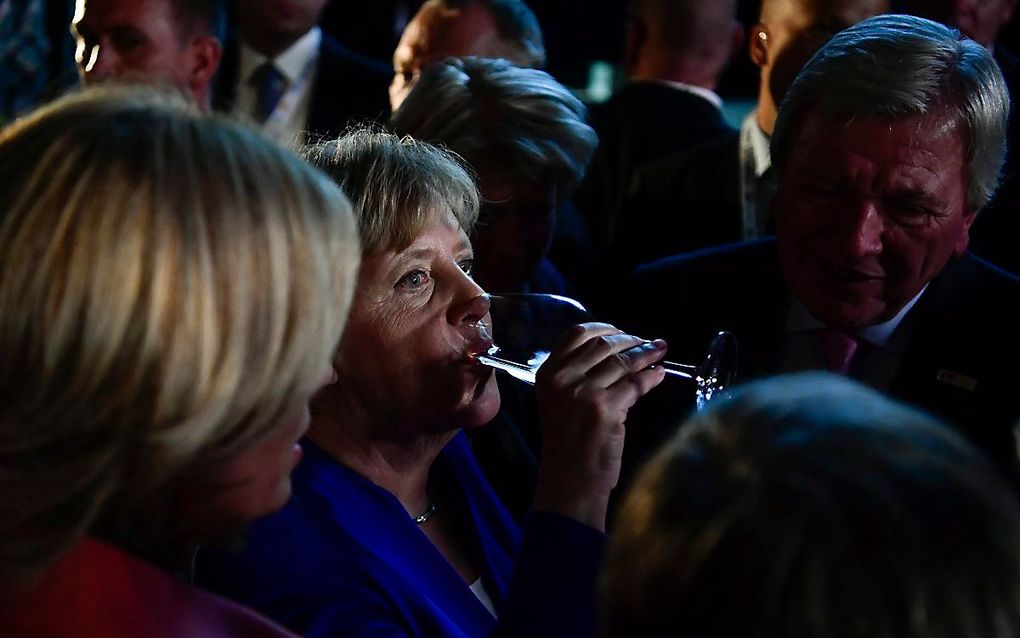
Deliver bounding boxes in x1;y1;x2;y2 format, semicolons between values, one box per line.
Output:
771;14;1010;211
390;56;597;193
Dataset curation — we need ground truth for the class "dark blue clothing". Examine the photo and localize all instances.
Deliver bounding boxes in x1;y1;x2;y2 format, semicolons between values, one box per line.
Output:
197;433;604;638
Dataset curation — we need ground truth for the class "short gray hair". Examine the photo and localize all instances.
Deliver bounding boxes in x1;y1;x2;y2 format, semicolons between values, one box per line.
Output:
439;0;546;67
391;56;597;193
603;373;1020;638
771;14;1010;211
304;129;480;254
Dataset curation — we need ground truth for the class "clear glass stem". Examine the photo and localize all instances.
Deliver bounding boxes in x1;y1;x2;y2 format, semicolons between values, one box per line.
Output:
660;361;697;380
476;353;697;384
475;353;539;385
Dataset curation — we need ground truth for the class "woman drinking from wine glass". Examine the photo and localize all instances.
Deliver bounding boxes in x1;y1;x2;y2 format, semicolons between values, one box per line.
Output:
196;130;669;638
390;57;601;517
0;87;360;637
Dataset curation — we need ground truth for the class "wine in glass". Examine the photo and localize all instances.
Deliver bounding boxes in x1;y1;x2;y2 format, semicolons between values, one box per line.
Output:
471;293;737;410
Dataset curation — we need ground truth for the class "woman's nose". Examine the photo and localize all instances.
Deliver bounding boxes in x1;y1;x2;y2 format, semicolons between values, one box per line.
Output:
449;280;490;326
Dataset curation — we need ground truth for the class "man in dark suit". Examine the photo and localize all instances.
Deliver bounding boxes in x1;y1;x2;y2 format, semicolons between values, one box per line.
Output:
619;0;888;276
618;14;1020;489
574;0;742;270
214;0;390;145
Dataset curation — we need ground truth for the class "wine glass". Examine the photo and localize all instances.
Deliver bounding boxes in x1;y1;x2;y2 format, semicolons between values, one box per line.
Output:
471;293;737;410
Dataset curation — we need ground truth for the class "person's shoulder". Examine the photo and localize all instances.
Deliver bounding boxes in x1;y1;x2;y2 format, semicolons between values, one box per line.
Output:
610;240;779;332
633;238;776;283
318;31;392;78
632;130;740;192
929;252;1020;319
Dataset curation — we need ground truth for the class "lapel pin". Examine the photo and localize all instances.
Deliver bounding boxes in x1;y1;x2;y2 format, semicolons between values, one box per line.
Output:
936;369;978;392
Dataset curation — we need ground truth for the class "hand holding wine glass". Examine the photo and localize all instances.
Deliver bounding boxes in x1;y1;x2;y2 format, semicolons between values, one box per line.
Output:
472;293;737;410
529;322;669;532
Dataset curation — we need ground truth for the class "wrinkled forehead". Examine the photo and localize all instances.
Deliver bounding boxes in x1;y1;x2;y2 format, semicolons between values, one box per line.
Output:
785;109;967;175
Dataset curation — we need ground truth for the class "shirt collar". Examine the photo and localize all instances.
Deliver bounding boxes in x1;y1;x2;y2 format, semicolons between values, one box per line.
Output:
635;78;723;110
239;26;321;85
740;110;771;178
786;284;928;349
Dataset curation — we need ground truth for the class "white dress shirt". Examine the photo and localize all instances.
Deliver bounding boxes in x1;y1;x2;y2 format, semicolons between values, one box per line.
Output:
233;26;321;147
738;110;773;241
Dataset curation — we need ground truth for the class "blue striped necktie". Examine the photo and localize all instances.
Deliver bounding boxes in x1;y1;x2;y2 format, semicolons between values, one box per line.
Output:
252;62;286;122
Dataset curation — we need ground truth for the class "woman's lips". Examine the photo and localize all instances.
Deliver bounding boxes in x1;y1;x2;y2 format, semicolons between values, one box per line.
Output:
463;320;495;358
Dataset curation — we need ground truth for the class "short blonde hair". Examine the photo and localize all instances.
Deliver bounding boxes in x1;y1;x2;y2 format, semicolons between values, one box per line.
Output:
0;87;359;584
304;129;479;254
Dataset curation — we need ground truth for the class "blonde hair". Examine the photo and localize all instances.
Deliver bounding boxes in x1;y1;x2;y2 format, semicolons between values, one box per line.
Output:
304;128;479;254
0;87;359;584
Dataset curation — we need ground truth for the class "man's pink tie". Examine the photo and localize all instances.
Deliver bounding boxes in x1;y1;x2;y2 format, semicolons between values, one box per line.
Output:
815;328;858;374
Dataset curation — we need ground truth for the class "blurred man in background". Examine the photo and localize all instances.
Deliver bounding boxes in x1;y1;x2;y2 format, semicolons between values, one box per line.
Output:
389;0;545;111
215;0;390;144
575;0;743;281
617;0;887;278
70;0;223;109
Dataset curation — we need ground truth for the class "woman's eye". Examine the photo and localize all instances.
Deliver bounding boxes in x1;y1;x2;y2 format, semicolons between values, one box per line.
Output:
397;269;430;290
458;259;474;277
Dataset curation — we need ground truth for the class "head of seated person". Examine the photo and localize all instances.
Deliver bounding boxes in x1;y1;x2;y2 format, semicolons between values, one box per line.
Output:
0;86;359;586
391;57;596;293
768;13;1009;331
71;0;225;109
389;0;545;111
601;372;1020;638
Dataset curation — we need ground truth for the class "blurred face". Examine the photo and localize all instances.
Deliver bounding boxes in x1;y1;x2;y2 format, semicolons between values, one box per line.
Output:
72;0;194;90
236;0;329;44
473;172;558;293
755;0;887;119
904;0;1016;47
775;111;975;329
390;1;506;111
177;367;335;541
332;208;499;435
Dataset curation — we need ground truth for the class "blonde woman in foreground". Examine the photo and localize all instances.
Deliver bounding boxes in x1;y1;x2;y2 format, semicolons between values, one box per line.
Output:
0;87;359;637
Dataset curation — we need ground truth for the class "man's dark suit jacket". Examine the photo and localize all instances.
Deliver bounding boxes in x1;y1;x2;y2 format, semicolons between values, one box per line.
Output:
613;239;1020;492
214;31;391;141
576;82;734;264
617;132;743;275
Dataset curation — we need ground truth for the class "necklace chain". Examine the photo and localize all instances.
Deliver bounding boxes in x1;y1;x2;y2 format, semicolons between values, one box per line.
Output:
414;498;438;525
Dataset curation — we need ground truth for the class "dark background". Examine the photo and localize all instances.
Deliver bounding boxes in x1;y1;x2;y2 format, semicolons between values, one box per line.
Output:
322;0;1020;102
